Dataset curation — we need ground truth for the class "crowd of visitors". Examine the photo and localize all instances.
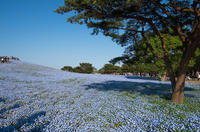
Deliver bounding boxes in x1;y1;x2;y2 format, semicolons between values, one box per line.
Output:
0;56;20;63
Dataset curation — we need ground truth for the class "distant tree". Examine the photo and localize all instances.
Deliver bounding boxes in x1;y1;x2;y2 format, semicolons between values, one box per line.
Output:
93;67;98;73
132;34;182;77
79;63;94;74
129;65;137;73
187;48;200;77
121;64;130;73
61;66;73;72
73;66;82;73
56;0;200;104
99;64;121;74
61;63;95;74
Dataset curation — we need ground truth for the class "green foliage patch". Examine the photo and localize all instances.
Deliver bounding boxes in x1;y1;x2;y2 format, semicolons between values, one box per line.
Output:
99;64;122;74
61;63;95;74
60;78;78;84
0;77;6;80
147;95;200;119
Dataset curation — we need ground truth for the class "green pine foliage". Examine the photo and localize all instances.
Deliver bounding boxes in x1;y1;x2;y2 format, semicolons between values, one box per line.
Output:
61;66;73;72
99;64;122;74
61;63;95;74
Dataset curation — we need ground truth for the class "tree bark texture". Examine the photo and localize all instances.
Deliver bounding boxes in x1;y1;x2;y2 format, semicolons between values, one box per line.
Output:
171;30;200;104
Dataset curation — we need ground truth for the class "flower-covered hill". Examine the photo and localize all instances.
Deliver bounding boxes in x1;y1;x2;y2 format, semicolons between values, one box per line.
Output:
0;61;200;131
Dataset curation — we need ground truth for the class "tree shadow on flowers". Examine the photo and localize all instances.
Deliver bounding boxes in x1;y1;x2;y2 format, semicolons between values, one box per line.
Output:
125;75;160;81
0;104;21;116
0;97;6;103
0;111;49;132
84;80;197;100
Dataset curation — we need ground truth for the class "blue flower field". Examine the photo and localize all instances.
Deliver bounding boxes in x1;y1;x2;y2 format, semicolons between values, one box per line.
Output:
0;61;200;131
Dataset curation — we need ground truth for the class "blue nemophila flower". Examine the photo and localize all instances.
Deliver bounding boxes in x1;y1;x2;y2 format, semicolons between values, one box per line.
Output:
0;61;200;131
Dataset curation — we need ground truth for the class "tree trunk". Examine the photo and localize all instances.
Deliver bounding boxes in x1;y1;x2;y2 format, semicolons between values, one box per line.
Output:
171;38;200;104
170;50;192;104
171;74;186;104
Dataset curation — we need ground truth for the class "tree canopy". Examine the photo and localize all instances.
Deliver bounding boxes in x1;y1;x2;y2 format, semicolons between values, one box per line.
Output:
61;63;95;74
98;64;121;74
61;66;73;72
56;0;200;104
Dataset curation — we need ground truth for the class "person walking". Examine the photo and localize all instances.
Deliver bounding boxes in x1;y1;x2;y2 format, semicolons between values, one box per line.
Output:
196;71;200;81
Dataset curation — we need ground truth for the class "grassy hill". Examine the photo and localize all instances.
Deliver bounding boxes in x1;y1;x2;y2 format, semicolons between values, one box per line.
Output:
0;61;200;131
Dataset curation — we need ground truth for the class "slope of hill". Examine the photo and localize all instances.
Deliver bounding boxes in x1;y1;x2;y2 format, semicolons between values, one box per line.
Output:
0;61;200;131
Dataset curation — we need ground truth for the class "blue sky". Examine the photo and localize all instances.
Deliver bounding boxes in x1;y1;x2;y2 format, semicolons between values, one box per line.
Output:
0;0;124;69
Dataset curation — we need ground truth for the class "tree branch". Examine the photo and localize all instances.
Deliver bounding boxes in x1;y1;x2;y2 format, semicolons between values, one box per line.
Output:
170;0;195;13
141;24;164;59
145;19;176;87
